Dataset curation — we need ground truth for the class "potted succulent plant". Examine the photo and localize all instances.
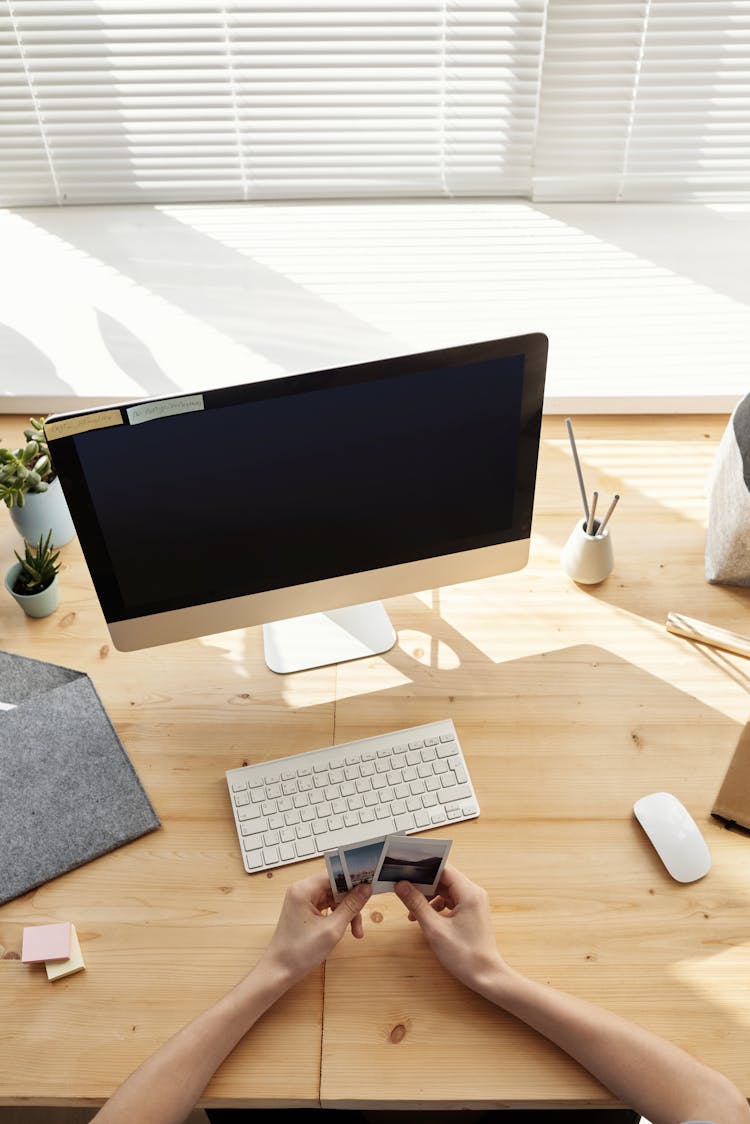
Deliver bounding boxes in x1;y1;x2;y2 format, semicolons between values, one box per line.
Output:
4;531;62;618
0;417;76;547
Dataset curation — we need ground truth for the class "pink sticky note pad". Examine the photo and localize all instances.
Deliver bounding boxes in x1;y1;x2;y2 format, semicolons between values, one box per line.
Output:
22;922;72;964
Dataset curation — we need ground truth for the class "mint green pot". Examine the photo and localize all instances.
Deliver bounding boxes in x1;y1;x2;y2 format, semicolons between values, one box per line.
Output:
9;476;76;548
4;562;60;618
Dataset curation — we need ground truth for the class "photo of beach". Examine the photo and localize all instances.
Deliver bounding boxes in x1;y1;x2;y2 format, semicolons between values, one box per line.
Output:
340;838;385;886
326;851;347;895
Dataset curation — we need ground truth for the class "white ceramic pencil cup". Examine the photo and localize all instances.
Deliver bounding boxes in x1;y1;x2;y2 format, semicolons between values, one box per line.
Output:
562;519;614;585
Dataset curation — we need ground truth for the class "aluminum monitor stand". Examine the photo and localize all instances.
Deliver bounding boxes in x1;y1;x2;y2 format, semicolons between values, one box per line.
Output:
262;600;397;674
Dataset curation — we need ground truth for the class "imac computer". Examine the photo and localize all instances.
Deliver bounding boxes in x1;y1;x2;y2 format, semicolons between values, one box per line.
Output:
45;334;547;674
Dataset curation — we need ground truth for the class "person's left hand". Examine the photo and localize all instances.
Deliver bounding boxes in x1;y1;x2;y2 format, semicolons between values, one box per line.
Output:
258;873;371;987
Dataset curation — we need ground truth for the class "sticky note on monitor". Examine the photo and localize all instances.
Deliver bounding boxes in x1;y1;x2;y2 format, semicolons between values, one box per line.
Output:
45;925;85;981
22;921;72;963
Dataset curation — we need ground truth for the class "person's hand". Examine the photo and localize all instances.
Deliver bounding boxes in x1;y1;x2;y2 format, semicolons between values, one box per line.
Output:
394;864;507;995
258;872;371;987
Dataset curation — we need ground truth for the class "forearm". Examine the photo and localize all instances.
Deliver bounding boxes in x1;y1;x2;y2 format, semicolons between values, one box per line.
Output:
92;955;293;1124
479;967;750;1124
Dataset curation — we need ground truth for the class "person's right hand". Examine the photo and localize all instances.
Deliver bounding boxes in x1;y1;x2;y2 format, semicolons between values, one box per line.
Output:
394;864;507;994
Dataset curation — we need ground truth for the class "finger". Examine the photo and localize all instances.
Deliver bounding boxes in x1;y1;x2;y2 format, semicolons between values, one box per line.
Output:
295;871;333;911
394;881;435;930
350;911;364;940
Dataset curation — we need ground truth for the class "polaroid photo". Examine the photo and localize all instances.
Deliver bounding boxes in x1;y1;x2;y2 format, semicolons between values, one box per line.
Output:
324;849;349;902
337;834;389;890
371;834;452;896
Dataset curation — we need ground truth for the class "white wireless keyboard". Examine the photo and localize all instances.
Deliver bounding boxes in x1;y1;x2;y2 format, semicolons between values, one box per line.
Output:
226;719;480;874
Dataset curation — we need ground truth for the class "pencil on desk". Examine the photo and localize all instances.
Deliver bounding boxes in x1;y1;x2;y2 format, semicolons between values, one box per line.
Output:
666;612;750;660
565;417;590;527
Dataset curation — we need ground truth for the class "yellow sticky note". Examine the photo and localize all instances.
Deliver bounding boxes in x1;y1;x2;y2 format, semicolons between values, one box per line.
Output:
45;924;85;981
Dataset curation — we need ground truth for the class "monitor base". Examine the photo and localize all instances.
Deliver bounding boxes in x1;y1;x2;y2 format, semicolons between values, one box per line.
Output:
262;601;397;674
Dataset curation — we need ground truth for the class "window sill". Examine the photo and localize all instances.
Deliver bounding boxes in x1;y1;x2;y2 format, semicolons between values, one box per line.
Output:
1;198;748;414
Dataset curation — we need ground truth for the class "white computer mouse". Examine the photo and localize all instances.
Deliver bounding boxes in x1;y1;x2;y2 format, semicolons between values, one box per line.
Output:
633;792;712;883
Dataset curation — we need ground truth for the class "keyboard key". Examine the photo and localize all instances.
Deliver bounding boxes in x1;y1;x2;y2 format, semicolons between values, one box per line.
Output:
439;733;455;742
234;792;249;807
395;812;416;832
438;743;458;758
263;846;280;865
279;843;295;861
239;815;265;835
296;838;315;857
245;849;264;870
430;808;447;824
438;784;472;803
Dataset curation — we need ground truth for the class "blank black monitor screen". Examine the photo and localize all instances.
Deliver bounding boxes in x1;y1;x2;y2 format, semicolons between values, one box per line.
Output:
49;335;546;625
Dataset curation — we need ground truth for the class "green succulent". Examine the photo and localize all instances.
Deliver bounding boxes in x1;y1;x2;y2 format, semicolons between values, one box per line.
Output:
13;530;61;596
0;417;54;509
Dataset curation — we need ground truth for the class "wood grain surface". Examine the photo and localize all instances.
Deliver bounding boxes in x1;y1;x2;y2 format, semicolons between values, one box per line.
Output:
1;413;748;1110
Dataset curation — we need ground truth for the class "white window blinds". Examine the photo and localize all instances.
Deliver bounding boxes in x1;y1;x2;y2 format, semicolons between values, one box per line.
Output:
1;0;546;205
2;0;748;206
534;0;750;201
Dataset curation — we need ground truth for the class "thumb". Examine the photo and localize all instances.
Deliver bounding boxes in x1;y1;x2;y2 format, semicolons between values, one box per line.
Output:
395;881;434;928
329;882;371;936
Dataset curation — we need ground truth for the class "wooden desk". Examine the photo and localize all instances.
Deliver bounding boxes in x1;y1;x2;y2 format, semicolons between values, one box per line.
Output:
1;414;749;1111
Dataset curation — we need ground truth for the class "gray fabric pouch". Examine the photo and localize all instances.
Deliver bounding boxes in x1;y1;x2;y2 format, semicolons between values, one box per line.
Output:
706;394;750;586
0;650;160;904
